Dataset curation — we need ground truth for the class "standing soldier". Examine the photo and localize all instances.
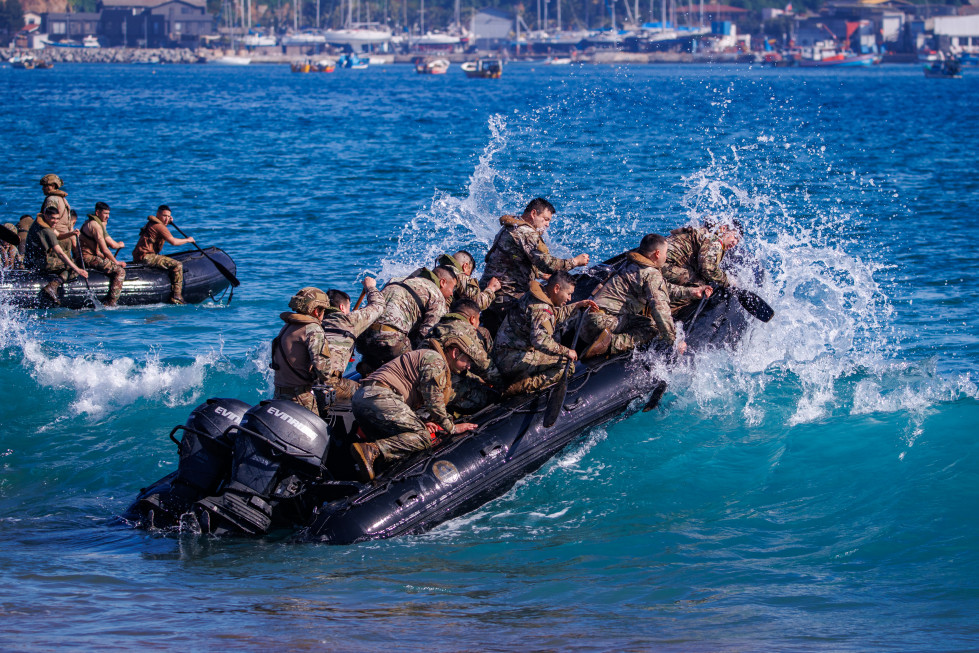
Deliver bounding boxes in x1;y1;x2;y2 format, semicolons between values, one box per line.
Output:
38;174;77;252
420;298;502;415
24;205;89;304
78;202;127;307
662;220;742;311
350;334;481;482
480;197;590;334
355;265;456;375
131;205;195;304
270;287;334;415
580;234;711;359
493;271;598;396
319;277;385;401
436;250;501;310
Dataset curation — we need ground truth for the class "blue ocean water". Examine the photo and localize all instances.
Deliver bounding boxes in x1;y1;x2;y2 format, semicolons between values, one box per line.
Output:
1;62;978;650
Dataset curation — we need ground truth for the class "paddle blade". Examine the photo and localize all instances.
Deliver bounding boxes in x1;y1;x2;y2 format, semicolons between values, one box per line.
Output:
212;258;241;287
543;361;572;428
736;289;774;323
642;380;668;412
0;224;19;248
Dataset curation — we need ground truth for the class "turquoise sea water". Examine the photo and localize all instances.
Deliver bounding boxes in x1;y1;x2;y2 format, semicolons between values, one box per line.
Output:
1;62;978;650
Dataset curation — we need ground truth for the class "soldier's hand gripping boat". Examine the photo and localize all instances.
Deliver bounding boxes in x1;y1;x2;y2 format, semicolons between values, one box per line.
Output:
121;283;761;544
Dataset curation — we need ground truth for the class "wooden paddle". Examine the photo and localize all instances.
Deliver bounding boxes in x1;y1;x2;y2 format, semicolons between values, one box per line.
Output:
544;311;588;428
169;222;240;288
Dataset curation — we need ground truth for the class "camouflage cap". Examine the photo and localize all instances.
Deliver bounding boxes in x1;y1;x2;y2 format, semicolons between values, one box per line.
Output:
39;174;64;189
288;287;330;316
442;333;481;362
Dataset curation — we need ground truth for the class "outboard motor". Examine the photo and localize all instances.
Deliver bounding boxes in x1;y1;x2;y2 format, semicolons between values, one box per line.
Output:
191;399;331;536
126;398;250;529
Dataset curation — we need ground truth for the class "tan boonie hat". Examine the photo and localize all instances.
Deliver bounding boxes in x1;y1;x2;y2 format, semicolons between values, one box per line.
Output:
39;174;64;189
442;333;481;362
288;287;330;315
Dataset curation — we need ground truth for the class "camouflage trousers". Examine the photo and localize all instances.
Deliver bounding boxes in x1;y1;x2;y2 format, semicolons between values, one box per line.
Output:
448;372;498;416
82;253;126;304
274;385;320;416
582;311;658;355
495;346;574;394
356;329;411;376
329;376;359;402
140;253;184;299
352;384;432;463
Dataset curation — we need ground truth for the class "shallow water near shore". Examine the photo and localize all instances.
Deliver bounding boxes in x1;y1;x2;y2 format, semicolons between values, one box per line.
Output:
1;62;978;650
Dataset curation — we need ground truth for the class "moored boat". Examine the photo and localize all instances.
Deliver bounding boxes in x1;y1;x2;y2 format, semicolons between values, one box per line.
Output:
0;247;237;309
414;57;450;74
461;58;503;78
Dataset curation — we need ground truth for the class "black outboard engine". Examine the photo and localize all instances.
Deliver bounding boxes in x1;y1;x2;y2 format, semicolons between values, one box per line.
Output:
125;398;250;529
191;399;331;536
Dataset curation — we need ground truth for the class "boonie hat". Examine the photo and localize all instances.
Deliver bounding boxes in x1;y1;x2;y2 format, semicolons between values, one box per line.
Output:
39;174;63;189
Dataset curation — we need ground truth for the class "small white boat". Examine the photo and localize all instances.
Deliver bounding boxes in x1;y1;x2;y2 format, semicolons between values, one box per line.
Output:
209;55;252;65
415;57;450;74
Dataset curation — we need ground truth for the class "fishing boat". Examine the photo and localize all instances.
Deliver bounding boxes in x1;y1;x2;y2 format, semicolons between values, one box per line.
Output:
461;58;503;78
798;50;880;67
414;57;450;74
338;52;369;69
923;58;962;78
291;59;336;73
121;275;771;541
0;247;237;309
10;54;36;69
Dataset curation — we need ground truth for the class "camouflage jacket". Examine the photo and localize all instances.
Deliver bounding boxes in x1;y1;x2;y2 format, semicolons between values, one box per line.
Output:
435;254;497;310
480;215;576;302
595;252;691;344
495;280;577;357
420;313;501;384
376;269;447;339
320;286;384;378
665;226;729;286
367;345;455;434
271;313;332;389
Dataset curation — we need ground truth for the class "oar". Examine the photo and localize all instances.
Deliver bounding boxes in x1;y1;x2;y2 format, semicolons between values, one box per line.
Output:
732;287;774;322
0;224;18;247
543;311;588;428
353;287;367;311
169;222;240;288
74;239;101;309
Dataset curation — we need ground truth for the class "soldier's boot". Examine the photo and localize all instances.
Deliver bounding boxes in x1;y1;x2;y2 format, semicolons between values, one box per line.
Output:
350;441;382;482
583;329;613;359
503;376;541;397
169;293;186;305
42;279;62;305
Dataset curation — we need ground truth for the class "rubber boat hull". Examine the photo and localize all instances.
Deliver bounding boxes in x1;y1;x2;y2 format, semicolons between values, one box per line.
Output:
0;247;236;309
122;290;752;543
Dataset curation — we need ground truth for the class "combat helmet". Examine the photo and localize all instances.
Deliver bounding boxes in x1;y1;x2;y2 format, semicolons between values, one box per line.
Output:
39;174;64;189
288;287;330;316
442;333;481;363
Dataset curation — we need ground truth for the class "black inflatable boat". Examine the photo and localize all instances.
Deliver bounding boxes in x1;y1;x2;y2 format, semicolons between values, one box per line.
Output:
0;247;236;308
122;289;755;543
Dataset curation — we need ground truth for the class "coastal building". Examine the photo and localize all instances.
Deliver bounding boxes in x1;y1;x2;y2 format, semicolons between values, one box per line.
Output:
42;12;102;43
471;8;513;51
98;0;214;47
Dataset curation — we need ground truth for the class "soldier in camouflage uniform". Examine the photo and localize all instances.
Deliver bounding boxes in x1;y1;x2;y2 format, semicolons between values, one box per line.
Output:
131;206;196;304
436;251;501;311
270;287;334;415
662;221;741;310
494;271;599;396
24;206;90;304
1;223;21;269
350;335;482;481
355;265;456;375
581;234;712;359
319;277;385;401
38;174;78;253
78;202;127;307
479;198;590;333
420;298;502;414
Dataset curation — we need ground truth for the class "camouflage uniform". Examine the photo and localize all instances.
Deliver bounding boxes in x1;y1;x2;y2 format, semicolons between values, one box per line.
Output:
24;217;77;284
355;269;447;374
132;216;184;301
420;313;501;414
270;312;333;415
351;344;455;463
320;286;384;400
584;251;696;352
480;216;578;305
662;227;729;309
436;253;497;310
494;280;579;392
79;214;126;305
1;223;21;269
39;180;76;252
